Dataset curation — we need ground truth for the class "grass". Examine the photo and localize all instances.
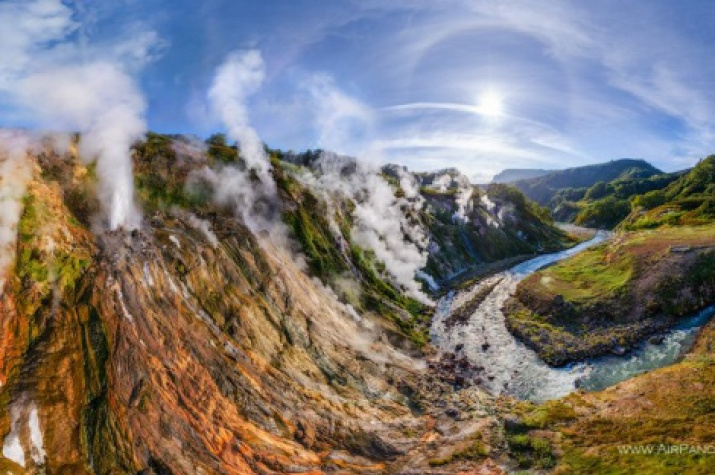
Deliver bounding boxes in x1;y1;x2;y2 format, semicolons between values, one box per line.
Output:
428;439;489;467
523;400;577;429
536;243;634;303
507;434;556;469
547;320;715;474
16;187;93;318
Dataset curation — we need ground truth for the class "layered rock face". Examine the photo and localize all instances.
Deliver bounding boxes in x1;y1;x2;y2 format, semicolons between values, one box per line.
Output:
0;172;418;473
1;139;531;474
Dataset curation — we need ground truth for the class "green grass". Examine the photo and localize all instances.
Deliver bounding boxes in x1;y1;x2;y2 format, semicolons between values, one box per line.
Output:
523;400;578;429
532;243;634;303
428;439;489;466
15;187;92;320
507;434;556;469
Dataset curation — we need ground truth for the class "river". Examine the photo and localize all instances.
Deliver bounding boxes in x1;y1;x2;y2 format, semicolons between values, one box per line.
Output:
431;232;714;402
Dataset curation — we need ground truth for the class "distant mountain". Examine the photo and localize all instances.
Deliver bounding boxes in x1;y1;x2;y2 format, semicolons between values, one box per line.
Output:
513;155;713;230
492;168;552;183
512;159;662;206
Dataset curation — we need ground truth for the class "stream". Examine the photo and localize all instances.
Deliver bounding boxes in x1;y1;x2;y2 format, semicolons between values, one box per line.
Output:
431;232;714;402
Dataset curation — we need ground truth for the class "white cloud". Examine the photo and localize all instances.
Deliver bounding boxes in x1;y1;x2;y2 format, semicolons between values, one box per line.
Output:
303;74;376;158
251;0;715;173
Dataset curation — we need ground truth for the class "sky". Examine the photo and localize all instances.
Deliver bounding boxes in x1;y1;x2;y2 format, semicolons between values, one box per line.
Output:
2;0;715;182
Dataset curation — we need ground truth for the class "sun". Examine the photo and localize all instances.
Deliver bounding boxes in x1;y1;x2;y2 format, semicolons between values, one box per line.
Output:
478;90;504;117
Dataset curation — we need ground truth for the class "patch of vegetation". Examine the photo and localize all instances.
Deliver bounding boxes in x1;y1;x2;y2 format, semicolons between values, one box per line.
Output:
281;179;348;281
134;132;212;211
15;184;93;327
206;133;240;164
429;439;489;466
532;242;634;303
575;196;631;229
523;400;577;428
507;434;556;469
621;155;715;230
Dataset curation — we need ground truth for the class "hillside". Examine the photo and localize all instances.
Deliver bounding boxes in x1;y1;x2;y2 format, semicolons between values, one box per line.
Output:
512;159;661;207
620;155;715;230
551;170;685;229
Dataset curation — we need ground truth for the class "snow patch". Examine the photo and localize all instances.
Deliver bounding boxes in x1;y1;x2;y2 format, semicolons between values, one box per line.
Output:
169;234;181;249
28;405;45;466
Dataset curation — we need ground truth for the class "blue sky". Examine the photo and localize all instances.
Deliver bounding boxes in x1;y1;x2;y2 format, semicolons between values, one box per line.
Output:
2;0;715;181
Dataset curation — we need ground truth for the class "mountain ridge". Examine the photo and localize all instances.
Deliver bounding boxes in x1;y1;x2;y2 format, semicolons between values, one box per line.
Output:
491;168;553;183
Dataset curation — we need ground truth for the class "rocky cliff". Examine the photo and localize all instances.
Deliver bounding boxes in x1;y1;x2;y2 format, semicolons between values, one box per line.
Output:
0;134;571;474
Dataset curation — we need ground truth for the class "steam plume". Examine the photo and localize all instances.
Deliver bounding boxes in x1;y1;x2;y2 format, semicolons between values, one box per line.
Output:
208;50;273;183
0;131;32;295
202;50;282;236
453;174;475;223
300;76;432;303
300;154;432;303
0;0;156;230
19;63;145;230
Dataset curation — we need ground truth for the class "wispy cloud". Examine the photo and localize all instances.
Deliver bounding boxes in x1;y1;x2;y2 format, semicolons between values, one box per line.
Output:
237;0;715;176
3;0;714;177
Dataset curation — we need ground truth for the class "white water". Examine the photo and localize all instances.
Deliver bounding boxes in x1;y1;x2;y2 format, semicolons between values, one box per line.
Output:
578;305;715;392
431;232;714;401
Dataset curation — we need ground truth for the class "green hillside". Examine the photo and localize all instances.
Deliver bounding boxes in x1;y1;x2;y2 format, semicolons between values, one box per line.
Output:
553;170;685;228
621;155;715;230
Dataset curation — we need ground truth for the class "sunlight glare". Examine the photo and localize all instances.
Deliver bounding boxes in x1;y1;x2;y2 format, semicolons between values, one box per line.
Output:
478;90;504;117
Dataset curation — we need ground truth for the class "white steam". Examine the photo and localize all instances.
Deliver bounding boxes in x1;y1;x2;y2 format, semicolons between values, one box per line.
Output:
19;63;145;230
303;74;375;158
202;50;282;236
453;175;475;223
0;131;33;296
296;76;433;302
0;0;156;230
185;213;219;248
208;50;273;183
299;154;432;303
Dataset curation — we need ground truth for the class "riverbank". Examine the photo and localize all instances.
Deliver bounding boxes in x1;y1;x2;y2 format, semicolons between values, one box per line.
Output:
431;234;609;402
436;224;593;296
504;225;715;365
496;316;715;474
